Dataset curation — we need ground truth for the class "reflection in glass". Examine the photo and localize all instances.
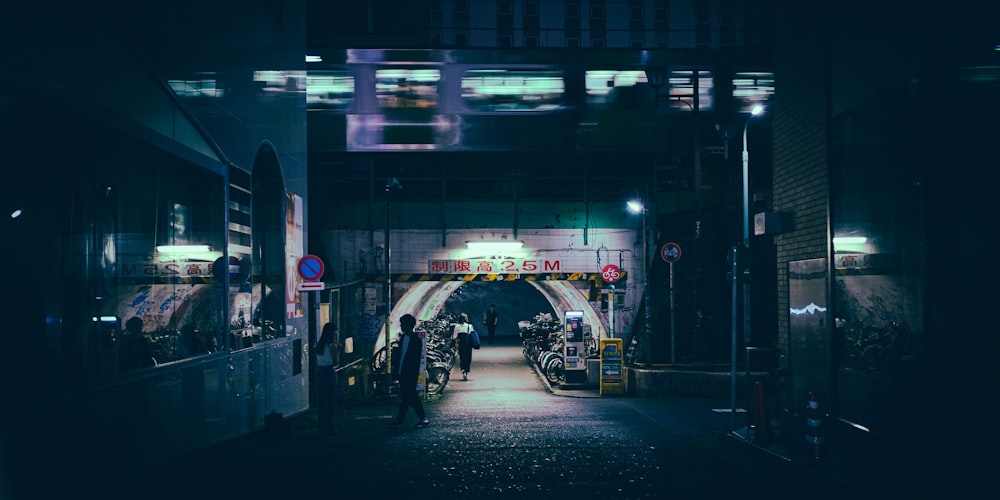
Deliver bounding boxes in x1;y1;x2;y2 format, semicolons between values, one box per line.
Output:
168;75;225;98
462;70;565;111
61;156;228;382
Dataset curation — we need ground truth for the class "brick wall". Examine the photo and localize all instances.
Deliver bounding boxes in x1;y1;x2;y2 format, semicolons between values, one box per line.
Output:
771;4;831;414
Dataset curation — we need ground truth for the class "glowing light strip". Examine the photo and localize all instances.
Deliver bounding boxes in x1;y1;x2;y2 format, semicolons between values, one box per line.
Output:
156;245;211;254
833;236;867;244
465;241;523;252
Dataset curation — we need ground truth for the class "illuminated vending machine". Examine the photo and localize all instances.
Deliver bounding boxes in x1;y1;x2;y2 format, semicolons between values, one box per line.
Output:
563;310;586;383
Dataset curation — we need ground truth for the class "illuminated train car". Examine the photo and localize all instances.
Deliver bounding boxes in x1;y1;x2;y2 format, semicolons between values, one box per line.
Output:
306;48;773;153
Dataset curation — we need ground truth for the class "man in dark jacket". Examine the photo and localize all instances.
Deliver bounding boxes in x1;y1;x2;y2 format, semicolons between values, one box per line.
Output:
391;314;430;428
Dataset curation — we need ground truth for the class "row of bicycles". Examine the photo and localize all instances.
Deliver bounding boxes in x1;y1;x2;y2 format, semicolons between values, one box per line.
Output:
520;312;568;385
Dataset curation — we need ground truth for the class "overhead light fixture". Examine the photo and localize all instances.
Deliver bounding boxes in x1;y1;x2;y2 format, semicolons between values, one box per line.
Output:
626;200;645;214
10;209;22;219
156;244;212;254
465;241;524;253
306;55;322;63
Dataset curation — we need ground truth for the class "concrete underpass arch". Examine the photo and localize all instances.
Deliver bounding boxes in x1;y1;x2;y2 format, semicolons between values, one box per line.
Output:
372;280;609;353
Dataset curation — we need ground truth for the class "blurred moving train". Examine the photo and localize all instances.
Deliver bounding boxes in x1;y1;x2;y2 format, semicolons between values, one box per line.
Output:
302;48;773;152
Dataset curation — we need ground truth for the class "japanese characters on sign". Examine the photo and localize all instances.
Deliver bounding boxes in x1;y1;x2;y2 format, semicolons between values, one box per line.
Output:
428;259;562;274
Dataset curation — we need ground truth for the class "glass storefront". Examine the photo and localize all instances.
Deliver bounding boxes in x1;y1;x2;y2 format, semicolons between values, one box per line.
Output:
830;96;925;429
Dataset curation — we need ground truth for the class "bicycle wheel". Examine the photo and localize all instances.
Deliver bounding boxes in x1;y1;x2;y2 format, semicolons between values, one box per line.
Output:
370;346;387;374
425;367;450;395
545;357;564;384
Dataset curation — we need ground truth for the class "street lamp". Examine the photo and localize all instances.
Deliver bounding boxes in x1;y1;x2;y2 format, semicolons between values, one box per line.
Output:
730;103;763;428
742;104;764;249
626;198;651;365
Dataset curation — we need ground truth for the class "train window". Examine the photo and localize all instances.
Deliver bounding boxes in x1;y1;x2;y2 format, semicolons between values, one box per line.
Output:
732;71;774;113
668;70;714;111
585;70;648;108
375;68;440;109
461;70;565;112
307;70;355;110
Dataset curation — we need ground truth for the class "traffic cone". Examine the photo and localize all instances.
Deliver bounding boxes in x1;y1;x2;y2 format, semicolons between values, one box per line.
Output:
749;381;772;445
804;391;824;461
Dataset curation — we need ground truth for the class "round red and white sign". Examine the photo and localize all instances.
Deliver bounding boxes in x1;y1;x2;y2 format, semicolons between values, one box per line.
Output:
601;264;622;284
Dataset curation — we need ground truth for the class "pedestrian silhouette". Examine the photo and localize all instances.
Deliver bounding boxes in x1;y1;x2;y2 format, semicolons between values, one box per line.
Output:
452;312;475;380
392;314;429;428
120;316;154;371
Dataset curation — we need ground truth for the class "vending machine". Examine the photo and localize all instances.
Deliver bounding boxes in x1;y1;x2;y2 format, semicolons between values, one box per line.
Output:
563;310;586;383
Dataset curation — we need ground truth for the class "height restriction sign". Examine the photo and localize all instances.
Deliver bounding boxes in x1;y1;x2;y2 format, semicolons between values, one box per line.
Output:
660;242;682;263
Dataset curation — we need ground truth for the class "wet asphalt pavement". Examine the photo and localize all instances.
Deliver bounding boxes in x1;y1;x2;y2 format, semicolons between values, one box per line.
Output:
92;337;900;500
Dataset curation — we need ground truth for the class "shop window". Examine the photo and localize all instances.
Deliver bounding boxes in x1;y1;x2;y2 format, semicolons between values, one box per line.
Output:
61;146;228;382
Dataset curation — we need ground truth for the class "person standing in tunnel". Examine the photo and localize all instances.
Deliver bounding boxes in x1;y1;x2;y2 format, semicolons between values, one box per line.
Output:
392;314;430;428
452;313;475;380
484;304;499;345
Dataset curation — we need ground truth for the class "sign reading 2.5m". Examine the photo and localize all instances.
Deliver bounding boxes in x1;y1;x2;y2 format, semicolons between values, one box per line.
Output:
429;259;562;274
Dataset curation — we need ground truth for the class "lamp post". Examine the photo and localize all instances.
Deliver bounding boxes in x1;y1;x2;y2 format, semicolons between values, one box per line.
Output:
627;198;650;365
742;104;763;249
730;104;763;428
384;177;402;381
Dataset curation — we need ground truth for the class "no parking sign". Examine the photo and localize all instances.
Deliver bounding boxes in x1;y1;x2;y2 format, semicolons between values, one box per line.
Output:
296;255;326;291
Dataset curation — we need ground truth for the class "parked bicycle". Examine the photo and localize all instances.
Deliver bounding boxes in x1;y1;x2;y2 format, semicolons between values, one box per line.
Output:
520;312;566;384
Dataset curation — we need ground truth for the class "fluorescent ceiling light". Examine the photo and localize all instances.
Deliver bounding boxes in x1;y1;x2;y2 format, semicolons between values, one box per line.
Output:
465;241;523;252
833;236;867;244
10;209;22;219
156;244;212;254
306;55;322;63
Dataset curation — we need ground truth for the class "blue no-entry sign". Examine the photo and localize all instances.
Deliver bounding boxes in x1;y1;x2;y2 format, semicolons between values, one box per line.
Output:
297;255;325;282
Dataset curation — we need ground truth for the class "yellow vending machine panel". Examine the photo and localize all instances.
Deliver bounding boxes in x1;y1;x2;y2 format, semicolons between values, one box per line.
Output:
599;338;624;396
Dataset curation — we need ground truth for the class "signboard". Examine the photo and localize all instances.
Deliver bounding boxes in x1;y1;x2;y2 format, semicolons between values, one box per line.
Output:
601;264;621;284
429;258;562;274
599;338;625;396
661;242;682;263
297;255;325;282
297;282;325;292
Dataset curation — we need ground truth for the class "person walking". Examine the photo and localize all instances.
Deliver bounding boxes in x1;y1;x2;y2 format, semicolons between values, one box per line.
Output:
452;312;474;380
392;314;430;428
315;322;340;436
483;304;499;345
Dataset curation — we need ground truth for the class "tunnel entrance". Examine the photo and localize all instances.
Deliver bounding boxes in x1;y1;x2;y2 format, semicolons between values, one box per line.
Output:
372;278;611;353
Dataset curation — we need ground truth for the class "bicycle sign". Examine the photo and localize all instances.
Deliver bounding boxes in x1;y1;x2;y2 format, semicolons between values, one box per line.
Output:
601;264;622;283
